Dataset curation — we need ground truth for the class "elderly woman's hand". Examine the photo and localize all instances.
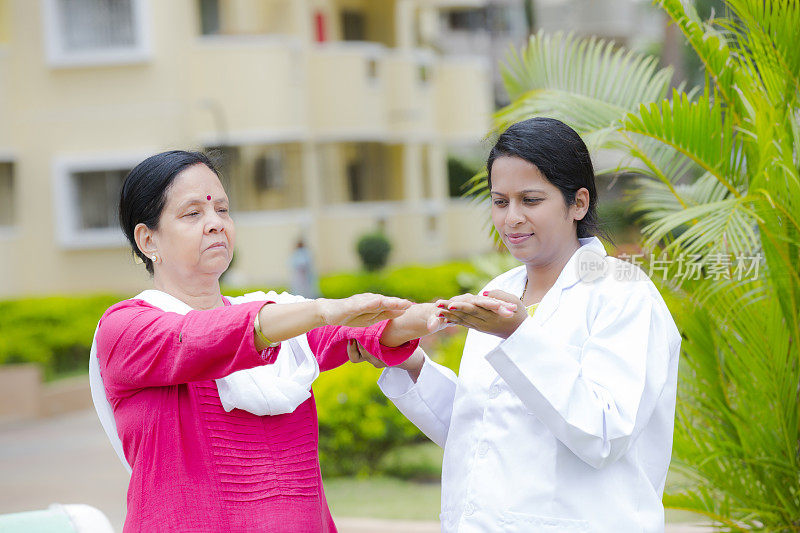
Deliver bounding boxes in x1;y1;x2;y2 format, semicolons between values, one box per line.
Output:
255;294;412;350
316;293;412;328
346;339;386;368
347;341;426;383
434;291;525;339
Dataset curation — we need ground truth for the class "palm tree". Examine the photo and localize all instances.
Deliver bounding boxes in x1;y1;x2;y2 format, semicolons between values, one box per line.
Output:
472;1;800;529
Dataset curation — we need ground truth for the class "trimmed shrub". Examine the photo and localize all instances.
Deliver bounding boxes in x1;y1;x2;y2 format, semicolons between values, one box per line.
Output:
314;361;425;477
315;329;467;478
356;232;391;271
320;261;475;303
0;295;121;380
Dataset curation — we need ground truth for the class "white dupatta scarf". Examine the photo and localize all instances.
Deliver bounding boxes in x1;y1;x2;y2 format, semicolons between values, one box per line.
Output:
88;290;320;473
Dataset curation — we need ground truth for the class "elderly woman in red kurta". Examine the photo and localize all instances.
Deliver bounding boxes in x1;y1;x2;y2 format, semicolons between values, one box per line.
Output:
90;151;510;532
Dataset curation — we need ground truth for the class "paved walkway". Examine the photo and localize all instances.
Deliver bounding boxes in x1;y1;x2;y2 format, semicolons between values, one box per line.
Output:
0;410;711;532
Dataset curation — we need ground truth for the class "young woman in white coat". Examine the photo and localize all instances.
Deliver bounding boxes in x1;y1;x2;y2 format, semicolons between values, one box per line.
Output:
352;117;682;532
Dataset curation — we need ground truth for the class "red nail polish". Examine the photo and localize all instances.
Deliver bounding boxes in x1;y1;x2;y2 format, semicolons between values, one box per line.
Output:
437;303;446;308
482;291;488;296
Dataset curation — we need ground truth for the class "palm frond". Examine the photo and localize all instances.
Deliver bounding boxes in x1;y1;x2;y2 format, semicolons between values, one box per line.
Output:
624;90;747;196
639;195;760;259
657;0;739;111
497;31;673;136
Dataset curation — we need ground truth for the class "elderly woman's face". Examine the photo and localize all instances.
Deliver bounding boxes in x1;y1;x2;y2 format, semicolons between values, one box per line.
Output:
152;163;235;279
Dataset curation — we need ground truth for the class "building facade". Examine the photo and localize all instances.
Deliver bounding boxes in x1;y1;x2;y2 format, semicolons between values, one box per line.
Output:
0;0;496;297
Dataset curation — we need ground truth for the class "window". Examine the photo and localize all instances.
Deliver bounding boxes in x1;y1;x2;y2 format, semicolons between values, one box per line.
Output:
254;154;284;191
198;0;220;35
53;156;141;248
346;160;365;202
444;9;486;32
341;10;366;41
43;0;151;66
73;169;126;229
0;162;13;227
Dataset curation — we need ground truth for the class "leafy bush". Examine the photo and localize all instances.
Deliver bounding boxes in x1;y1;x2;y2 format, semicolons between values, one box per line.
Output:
0;263;474;479
356;232;391;271
596;198;640;243
0;260;475;379
378;442;444;482
315;329;467;478
425;329;467;374
455;253;522;294
314;361;425;477
0;295;121;380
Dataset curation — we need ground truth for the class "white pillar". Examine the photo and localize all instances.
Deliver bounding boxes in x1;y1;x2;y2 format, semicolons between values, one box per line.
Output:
301;141;322;211
292;0;312;44
402;142;424;204
395;0;415;49
427;142;449;202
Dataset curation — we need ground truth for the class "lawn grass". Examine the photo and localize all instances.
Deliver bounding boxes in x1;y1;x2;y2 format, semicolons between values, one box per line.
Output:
323;477;442;521
323;443;707;524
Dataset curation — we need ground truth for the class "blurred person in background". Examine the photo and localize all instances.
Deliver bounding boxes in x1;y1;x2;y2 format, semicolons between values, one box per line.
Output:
289;236;319;298
88;150;517;532
353;118;681;532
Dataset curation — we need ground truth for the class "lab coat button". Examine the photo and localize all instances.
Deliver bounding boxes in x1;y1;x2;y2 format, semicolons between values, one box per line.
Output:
464;503;475;516
488;385;500;398
478;442;489;456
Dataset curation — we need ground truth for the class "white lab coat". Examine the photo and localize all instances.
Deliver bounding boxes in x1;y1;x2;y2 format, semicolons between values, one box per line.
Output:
379;237;681;532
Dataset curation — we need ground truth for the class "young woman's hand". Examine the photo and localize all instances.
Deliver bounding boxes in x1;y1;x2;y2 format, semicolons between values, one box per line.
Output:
317;294;412;327
435;290;526;339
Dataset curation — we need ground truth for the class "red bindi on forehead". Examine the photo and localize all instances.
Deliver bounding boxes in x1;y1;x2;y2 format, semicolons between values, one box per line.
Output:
207;195;211;201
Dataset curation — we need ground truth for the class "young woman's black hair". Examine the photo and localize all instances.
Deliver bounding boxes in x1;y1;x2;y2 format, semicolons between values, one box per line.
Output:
486;117;608;241
119;150;219;274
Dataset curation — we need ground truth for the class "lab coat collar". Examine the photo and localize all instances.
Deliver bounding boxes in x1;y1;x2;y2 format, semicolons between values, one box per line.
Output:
519;236;607;324
553;236;608;291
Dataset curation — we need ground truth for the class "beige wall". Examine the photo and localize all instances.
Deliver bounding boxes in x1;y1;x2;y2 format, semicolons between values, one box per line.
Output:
436;58;493;142
0;0;493;297
445;199;494;257
189;39;305;140
0;0;8;44
0;47;10;150
308;46;388;137
219;0;299;36
385;53;437;135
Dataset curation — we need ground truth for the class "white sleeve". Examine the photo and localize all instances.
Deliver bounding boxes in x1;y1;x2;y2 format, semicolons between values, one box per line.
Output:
486;286;679;469
378;350;458;448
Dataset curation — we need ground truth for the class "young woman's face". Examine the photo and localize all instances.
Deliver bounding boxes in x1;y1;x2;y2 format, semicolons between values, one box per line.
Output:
150;163;235;279
490;156;585;266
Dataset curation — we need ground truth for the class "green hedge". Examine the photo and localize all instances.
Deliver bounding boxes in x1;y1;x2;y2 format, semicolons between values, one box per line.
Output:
0;263;473;477
0;261;475;379
315;330;467;477
320;261;475;303
0;294;121;380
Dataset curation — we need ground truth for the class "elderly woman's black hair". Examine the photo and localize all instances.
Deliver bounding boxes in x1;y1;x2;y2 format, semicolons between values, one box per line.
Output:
487;117;607;241
119;150;219;274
